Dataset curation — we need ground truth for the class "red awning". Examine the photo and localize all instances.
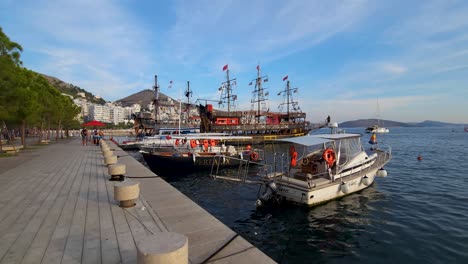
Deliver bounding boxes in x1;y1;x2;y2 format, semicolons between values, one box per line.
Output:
83;120;105;127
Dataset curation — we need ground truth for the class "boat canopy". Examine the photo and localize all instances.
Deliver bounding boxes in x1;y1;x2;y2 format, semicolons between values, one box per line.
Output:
275;133;361;147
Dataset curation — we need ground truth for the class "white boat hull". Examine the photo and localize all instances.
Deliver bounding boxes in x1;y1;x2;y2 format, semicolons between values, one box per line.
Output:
276;168;380;206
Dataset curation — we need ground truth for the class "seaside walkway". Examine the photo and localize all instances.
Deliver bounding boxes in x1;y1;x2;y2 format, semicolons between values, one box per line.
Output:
0;138;275;264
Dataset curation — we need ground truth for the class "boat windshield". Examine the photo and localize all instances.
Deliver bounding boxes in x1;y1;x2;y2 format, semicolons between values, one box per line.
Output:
337;137;362;165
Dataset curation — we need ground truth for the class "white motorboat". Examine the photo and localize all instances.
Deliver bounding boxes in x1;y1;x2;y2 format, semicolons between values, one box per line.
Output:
256;123;392;206
365;125;390;133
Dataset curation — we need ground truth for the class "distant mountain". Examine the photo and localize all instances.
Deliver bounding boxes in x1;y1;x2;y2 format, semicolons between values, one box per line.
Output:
340;119;464;127
40;73;106;105
115;89;174;108
408;120;464;127
340;119;409;128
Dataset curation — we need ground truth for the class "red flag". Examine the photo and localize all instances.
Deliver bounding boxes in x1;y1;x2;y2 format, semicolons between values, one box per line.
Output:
256;65;260;71
282;75;288;81
222;64;228;71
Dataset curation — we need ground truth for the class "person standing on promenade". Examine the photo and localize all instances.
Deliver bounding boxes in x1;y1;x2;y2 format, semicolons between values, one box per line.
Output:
98;129;104;145
81;128;88;145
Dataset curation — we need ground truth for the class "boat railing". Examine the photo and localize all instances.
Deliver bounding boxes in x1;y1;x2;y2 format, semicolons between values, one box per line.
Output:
209;150;267;183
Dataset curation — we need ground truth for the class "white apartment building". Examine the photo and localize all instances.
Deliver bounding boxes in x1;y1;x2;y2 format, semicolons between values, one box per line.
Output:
89;104;111;123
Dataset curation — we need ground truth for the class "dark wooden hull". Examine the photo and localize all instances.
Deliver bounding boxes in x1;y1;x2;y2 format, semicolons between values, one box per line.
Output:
141;151;247;174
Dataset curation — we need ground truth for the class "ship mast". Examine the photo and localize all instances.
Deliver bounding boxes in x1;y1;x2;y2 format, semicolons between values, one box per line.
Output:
185;81;192;123
219;69;237;114
278;79;300;122
153;75;160;125
250;66;269;123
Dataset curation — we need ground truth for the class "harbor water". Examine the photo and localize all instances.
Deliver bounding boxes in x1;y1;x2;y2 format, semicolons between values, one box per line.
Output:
127;127;468;263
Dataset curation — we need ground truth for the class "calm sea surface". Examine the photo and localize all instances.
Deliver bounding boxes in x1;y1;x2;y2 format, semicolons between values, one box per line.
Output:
127;127;468;263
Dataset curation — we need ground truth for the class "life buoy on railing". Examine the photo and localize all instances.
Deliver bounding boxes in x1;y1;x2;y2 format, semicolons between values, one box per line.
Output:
175;139;180;146
182;138;187;144
250;152;259;161
190;139;197;149
210;139;216;147
291;151;298;167
322;148;336;167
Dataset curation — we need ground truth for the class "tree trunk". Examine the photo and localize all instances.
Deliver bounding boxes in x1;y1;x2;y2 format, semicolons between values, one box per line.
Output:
38;119;44;144
21;120;26;147
56;120;60;141
47;120;50;140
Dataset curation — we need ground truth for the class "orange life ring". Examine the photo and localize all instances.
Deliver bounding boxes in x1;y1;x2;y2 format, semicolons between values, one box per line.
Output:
291;151;298;167
250;152;259;161
210;139;216;147
175;139;180;146
190;139;197;149
203;139;209;150
322;148;336;167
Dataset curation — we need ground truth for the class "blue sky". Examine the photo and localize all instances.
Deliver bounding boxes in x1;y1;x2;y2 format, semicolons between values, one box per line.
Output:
1;0;467;123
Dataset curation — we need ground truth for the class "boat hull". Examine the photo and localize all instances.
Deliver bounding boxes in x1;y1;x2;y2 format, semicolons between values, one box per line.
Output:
141;151;247;174
276;168;379;206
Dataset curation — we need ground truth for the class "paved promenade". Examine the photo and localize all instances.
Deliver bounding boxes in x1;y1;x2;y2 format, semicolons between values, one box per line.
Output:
0;138;275;264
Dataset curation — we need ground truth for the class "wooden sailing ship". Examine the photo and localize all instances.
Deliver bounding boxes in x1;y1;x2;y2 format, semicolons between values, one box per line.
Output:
199;65;328;142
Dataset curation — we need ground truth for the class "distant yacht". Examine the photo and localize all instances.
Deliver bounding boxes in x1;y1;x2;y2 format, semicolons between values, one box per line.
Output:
365;98;389;134
365;125;390;134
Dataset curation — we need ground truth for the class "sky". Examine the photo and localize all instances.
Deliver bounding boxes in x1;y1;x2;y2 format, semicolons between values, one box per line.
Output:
1;0;467;124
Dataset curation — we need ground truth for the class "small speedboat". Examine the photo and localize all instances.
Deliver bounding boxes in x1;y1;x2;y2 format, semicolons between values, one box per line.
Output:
256;123;392;206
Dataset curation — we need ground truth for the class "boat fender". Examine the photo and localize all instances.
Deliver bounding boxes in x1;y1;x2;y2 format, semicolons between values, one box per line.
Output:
250;152;259;161
362;175;371;186
291;151;298;167
340;182;349;194
376;168;388;177
323;148;336;167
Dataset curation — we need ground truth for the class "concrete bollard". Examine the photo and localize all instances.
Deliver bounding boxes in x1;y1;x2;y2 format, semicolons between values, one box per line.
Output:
101;145;110;152
137;233;188;264
114;180;139;207
103;149;114;158
108;163;126;181
104;155;118;166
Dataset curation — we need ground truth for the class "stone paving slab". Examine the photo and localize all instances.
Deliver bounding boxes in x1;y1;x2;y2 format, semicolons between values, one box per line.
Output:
0;138;275;264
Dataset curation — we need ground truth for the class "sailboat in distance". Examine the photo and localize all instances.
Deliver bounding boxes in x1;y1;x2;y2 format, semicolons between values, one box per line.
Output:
365;98;390;133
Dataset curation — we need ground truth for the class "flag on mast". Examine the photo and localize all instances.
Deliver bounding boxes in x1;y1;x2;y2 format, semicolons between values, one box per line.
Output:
168;80;173;88
282;75;288;81
256;65;260;71
222;64;228;71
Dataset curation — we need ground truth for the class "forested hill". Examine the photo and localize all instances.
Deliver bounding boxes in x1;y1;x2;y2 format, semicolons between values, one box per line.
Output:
40;73;106;105
339;119;464;127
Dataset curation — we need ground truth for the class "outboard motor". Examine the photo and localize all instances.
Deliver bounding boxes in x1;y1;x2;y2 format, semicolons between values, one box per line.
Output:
255;182;278;207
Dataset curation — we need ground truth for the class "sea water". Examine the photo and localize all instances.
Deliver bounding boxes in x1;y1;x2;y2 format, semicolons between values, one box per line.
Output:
129;127;468;263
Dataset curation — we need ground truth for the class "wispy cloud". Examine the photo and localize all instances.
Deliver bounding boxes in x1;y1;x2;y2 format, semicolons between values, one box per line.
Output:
163;0;371;71
8;0;153;100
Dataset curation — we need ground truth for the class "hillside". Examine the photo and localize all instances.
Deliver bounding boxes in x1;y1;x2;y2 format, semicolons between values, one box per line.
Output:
340;119;408;128
40;73;106;104
115;89;178;108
